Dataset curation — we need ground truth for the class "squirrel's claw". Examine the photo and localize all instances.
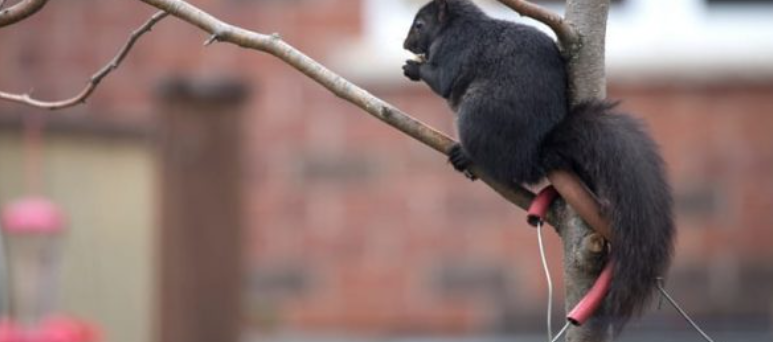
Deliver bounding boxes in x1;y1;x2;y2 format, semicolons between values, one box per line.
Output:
448;144;477;181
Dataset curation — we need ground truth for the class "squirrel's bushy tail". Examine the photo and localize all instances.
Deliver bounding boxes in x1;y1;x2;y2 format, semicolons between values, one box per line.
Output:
542;101;675;332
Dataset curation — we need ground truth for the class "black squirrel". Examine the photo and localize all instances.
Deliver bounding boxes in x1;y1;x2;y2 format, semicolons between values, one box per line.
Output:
403;0;674;333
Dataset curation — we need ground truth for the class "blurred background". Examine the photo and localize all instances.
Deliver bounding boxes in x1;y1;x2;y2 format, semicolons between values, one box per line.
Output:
0;0;772;341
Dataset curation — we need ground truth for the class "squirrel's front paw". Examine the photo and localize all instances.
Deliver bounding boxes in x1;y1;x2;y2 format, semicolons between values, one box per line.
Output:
448;144;477;181
403;60;422;81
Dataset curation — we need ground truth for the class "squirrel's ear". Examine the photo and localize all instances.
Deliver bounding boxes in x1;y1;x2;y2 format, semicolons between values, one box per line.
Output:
434;0;448;21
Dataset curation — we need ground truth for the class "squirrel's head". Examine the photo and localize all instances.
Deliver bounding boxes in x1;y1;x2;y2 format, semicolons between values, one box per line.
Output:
403;0;485;57
403;0;450;56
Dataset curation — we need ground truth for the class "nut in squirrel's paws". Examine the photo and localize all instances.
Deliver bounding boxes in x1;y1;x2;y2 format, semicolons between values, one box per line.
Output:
403;57;423;81
412;53;427;63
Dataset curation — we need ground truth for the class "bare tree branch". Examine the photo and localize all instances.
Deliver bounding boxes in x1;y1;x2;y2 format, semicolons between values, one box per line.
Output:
135;0;615;238
135;0;552;218
0;0;50;28
496;0;579;51
0;11;168;110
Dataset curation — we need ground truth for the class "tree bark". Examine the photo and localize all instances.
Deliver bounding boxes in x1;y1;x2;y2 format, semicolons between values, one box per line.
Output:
565;0;610;103
0;0;50;28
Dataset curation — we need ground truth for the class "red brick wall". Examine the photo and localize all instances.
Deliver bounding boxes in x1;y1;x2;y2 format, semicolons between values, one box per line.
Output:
244;80;773;333
1;0;772;335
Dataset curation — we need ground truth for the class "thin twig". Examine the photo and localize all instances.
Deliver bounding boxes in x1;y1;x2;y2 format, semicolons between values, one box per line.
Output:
496;0;579;50
0;0;50;28
0;11;168;110
203;33;219;46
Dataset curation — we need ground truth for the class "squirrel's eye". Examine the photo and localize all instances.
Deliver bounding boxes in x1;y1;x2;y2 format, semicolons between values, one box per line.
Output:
414;21;424;30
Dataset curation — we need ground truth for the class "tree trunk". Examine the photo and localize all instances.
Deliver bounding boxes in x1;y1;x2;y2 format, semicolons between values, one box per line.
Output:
559;1;612;341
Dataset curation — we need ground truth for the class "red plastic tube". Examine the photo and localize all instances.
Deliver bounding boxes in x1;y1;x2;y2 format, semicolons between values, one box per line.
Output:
526;184;614;327
527;186;558;227
567;261;614;325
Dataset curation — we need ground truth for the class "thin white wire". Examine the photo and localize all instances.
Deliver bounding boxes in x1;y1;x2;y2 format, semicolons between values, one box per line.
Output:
657;279;716;342
551;322;570;342
537;221;554;342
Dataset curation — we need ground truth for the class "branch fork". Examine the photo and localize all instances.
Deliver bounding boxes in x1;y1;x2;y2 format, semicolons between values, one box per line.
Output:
496;0;580;53
203;34;219;46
